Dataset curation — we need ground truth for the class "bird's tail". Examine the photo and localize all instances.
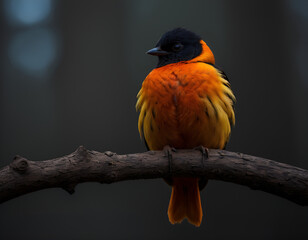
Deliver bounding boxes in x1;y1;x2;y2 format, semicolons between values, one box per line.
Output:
168;177;203;227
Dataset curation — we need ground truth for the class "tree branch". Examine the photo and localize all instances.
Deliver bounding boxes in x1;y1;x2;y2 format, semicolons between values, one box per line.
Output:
0;146;308;205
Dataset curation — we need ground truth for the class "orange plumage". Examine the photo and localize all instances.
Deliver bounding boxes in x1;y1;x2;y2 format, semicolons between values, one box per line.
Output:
136;28;235;226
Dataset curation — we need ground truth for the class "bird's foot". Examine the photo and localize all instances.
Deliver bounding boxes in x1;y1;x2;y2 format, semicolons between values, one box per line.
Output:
194;146;209;190
163;145;176;174
194;145;209;167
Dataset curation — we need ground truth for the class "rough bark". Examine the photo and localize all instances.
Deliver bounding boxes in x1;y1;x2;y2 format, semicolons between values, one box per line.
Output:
0;146;308;205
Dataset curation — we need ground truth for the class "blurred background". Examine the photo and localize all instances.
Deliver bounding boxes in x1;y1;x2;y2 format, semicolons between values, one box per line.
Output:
1;0;308;239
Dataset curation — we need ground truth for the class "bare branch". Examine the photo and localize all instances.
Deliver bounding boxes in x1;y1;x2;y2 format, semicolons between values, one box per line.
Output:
1;146;308;205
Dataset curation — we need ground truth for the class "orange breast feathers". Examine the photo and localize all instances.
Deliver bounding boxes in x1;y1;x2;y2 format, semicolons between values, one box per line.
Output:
136;53;235;150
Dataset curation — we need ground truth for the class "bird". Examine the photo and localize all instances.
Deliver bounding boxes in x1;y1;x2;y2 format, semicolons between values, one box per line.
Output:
136;28;235;227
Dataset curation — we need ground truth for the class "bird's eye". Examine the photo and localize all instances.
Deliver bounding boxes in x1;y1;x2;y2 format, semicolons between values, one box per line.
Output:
172;43;183;52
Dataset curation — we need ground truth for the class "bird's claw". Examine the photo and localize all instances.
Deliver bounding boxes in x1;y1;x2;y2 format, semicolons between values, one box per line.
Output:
194;145;209;166
163;145;176;173
194;146;209;190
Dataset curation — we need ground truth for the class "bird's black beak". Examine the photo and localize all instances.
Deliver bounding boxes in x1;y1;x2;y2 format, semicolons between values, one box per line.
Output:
146;47;169;56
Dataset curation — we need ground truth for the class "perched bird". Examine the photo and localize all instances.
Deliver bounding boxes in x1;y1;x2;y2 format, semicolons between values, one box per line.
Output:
136;28;235;226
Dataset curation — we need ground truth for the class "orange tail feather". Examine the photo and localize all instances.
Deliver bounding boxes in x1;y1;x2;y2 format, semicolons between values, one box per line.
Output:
168;177;203;227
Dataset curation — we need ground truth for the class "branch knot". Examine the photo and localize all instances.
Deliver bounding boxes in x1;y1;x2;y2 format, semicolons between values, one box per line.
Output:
76;145;89;161
104;151;115;157
10;155;29;174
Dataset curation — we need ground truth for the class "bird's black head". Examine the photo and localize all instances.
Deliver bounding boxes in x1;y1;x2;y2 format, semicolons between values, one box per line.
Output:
147;28;203;68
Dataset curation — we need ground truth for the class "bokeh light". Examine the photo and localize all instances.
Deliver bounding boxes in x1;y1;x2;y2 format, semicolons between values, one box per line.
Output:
8;28;58;75
4;0;52;25
286;0;308;87
287;0;308;20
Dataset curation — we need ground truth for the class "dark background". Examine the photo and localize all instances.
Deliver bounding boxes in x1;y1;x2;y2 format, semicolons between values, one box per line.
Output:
1;0;308;239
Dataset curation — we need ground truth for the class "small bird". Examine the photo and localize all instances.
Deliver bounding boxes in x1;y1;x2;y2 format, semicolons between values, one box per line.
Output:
136;28;235;226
